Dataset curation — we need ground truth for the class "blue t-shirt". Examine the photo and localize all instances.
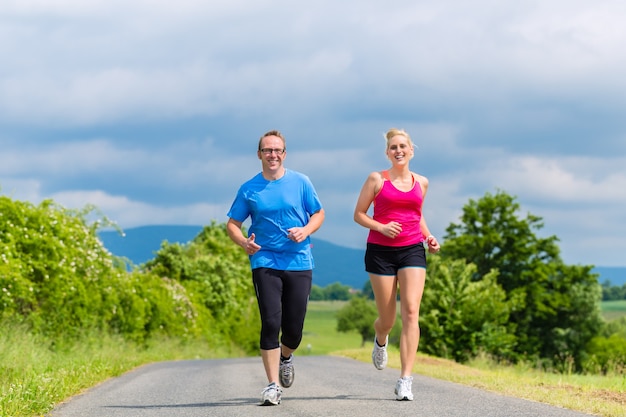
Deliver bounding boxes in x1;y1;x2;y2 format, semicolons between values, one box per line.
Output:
227;169;323;271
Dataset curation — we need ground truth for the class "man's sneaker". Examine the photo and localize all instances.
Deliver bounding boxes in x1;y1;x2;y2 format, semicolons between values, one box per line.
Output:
372;336;388;370
395;376;414;401
279;355;295;388
261;382;282;405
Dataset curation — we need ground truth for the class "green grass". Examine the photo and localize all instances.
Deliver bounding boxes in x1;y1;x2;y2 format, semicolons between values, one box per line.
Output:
601;300;626;321
322;301;626;417
305;301;625;417
337;347;626;417
301;301;361;354
0;324;242;417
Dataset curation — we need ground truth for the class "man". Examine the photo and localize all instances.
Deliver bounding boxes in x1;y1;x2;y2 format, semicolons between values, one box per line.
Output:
226;130;325;405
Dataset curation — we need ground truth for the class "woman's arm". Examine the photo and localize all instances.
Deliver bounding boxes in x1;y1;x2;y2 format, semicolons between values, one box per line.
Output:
354;172;402;239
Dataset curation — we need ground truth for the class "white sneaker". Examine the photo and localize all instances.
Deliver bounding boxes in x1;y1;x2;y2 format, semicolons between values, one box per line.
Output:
395;376;414;401
261;382;282;405
372;336;388;370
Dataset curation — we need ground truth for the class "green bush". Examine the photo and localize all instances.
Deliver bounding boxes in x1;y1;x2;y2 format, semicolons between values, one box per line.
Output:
336;296;378;346
420;256;515;362
144;222;260;352
0;196;256;352
582;317;626;374
0;198;115;335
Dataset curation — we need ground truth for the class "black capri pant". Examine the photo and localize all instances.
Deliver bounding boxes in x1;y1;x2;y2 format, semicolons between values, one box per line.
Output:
252;267;312;350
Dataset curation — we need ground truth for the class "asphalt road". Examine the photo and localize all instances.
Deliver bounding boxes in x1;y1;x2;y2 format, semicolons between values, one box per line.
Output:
47;356;596;417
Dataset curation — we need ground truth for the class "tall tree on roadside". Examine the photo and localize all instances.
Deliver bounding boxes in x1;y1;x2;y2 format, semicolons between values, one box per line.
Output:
441;190;602;368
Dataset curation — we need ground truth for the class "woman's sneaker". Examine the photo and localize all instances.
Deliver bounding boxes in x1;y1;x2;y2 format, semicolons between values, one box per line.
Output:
395;376;414;401
279;355;295;388
261;382;282;405
372;336;388;370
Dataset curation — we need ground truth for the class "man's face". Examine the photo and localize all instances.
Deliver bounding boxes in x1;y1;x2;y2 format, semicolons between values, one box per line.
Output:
258;135;286;172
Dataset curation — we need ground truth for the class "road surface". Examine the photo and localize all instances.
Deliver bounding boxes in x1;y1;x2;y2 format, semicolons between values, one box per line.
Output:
48;356;595;417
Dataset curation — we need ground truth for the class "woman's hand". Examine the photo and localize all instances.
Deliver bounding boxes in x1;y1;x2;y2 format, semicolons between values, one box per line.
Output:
380;221;403;239
426;235;440;253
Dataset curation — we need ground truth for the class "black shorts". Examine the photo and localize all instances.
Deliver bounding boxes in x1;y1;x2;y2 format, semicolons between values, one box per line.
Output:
364;242;427;276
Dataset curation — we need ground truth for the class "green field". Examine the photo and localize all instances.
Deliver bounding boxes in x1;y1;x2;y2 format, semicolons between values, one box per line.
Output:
303;300;626;347
301;301;361;355
601;299;626;321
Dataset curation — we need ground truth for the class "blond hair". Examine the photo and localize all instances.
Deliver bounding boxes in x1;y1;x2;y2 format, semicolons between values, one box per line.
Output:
385;128;414;149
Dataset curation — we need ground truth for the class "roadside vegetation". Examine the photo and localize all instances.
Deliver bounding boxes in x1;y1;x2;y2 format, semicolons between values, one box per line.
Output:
0;325;239;417
312;301;626;417
1;191;625;416
0;196;259;416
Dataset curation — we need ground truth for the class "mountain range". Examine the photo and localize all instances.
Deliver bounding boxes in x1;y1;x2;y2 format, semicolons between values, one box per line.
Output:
98;225;369;289
97;225;626;288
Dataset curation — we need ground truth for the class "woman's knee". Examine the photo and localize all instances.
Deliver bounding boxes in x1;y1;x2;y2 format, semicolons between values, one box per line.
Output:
402;307;420;327
375;316;396;334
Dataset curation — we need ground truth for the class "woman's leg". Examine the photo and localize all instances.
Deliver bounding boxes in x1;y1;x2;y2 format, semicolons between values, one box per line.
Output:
397;267;426;377
369;273;398;344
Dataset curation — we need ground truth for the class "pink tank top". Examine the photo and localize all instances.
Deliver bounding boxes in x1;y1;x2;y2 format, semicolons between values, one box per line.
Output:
367;170;425;247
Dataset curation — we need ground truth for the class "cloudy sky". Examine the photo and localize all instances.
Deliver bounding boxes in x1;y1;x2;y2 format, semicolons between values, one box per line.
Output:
1;0;625;267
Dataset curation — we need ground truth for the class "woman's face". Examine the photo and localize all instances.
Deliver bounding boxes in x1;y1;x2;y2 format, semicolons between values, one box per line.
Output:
387;134;413;165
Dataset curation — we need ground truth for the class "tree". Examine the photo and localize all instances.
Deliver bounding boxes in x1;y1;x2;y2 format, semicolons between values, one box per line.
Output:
144;221;261;352
309;285;325;301
0;197;268;353
361;280;374;300
0;197;206;343
336;296;378;346
601;280;626;301
323;282;351;301
441;190;603;368
420;255;515;362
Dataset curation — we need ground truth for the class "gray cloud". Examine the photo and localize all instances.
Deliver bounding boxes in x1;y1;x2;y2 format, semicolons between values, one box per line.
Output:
1;0;626;266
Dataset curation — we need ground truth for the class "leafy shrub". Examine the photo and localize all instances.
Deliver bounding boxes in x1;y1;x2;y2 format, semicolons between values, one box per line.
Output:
0;198;116;335
582;317;626;374
336;296;378;346
0;197;229;347
144;222;260;352
420;255;515;362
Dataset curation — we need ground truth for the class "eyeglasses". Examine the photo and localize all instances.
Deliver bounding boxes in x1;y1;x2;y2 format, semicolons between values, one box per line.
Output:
259;148;285;155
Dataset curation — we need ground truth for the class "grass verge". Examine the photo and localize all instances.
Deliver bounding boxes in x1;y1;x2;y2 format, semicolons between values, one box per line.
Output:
0;324;240;417
305;301;626;416
330;347;626;417
334;348;625;417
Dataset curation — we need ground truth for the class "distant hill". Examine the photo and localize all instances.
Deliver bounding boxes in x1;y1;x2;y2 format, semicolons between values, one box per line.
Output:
98;225;203;266
593;266;626;286
98;225;626;289
310;239;368;289
98;225;369;289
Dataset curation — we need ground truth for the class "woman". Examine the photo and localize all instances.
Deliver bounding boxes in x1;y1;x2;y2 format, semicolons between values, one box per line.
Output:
353;128;440;401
